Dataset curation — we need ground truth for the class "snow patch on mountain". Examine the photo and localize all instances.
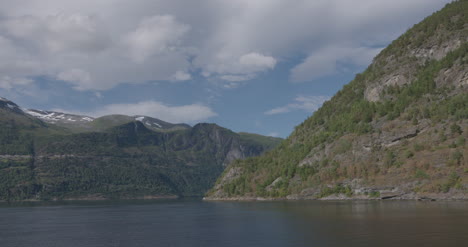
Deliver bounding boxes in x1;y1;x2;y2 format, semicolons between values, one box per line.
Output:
135;116;163;128
24;109;94;123
6;104;16;109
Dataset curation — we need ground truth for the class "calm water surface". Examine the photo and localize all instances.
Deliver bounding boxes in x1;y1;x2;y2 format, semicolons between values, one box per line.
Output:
1;199;467;247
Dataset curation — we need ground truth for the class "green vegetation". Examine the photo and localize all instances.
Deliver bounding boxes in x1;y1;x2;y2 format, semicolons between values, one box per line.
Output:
0;105;281;201
238;132;283;150
414;169;430;179
368;191;381;198
439;172;462;193
318;184;353;198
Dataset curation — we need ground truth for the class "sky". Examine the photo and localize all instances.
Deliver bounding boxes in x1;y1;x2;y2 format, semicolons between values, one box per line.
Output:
0;0;452;138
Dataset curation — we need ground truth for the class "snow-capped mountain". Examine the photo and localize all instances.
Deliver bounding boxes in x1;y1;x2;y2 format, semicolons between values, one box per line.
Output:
23;109;94;124
1;96;190;133
90;114;190;132
134;115;190;130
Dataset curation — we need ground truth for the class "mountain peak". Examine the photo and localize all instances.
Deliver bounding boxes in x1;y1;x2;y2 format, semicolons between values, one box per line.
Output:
0;97;23;114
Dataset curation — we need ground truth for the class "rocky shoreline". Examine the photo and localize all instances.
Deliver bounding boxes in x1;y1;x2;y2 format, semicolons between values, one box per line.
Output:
204;192;468;202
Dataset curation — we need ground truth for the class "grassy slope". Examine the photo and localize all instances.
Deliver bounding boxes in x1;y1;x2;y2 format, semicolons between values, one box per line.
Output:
238;132;283;150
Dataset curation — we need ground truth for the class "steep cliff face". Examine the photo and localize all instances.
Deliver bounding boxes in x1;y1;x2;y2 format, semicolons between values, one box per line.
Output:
207;0;468;201
0;101;282;201
364;4;467;102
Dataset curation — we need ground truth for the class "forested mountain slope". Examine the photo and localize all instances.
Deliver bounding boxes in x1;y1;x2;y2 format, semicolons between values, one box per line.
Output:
207;0;468;200
0;98;281;201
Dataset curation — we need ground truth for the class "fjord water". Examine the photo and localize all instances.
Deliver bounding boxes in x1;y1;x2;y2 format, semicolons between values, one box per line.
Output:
1;200;467;247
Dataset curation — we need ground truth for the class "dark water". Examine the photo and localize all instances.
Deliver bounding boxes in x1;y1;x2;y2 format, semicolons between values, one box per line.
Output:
1;199;467;247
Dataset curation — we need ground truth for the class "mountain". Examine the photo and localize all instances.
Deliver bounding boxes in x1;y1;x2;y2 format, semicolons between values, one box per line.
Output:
207;1;468;201
0;97;25;115
0;98;282;201
23;109;96;132
22;109;190;133
90;115;190;132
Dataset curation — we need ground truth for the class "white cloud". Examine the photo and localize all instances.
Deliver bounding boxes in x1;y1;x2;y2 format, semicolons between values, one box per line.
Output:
0;12;192;91
0;76;33;90
290;46;383;82
94;92;103;98
265;95;329;115
172;70;191;81
0;35;44;76
2;14;110;53
198;51;277;81
239;52;276;70
57;68;93;91
0;0;451;92
219;74;254;82
86;100;217;123
123;15;189;63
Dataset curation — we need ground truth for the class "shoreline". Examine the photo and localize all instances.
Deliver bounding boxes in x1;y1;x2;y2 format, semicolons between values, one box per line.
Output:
0;194;180;203
203;193;468;202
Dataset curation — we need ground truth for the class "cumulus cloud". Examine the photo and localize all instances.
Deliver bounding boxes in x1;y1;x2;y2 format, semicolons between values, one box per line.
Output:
0;11;192;91
265;95;329;115
0;35;44;76
219;74;254;82
239;53;276;68
290;46;383;82
0;0;451;92
238;52;276;72
86;101;217;123
0;76;33;90
123;15;189;63
172;70;192;81
2;14;109;53
197;51;277;82
57;68;93;91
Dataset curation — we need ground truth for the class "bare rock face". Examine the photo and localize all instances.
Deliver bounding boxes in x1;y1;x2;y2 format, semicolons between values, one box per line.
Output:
411;39;463;61
365;74;411;102
364;37;466;102
436;63;468;88
214;167;244;190
266;177;283;192
223;147;246;166
207;167;244;199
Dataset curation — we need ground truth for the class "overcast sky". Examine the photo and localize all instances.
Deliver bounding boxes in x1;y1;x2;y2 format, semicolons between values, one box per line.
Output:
0;0;452;137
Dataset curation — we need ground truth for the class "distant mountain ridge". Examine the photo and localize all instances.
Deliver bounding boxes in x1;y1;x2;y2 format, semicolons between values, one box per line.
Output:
15;105;191;133
90;114;190;132
0;97;282;201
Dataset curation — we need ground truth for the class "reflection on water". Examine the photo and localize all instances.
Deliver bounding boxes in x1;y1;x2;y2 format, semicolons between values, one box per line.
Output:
251;200;468;246
1;199;467;247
